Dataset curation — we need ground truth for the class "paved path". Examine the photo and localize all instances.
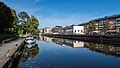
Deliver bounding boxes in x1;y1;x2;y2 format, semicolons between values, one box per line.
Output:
0;38;25;68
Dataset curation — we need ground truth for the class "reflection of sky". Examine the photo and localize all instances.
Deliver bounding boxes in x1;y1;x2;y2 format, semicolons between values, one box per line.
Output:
20;40;120;68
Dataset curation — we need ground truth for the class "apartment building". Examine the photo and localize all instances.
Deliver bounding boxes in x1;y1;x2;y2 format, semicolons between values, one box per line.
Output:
79;14;120;34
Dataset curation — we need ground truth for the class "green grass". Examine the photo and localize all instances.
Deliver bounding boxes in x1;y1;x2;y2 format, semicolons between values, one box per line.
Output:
0;34;18;42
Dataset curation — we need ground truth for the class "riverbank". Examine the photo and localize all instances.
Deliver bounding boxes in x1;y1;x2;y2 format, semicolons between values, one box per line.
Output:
0;38;25;68
0;34;18;43
43;34;120;44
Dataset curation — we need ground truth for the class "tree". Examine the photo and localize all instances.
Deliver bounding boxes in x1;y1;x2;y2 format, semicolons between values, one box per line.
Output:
11;9;19;34
18;11;30;34
18;11;30;21
103;21;109;33
88;21;97;33
27;15;39;35
0;2;14;33
17;12;39;35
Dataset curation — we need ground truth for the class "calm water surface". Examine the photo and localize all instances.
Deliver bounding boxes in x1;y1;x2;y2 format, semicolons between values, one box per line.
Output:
18;36;120;68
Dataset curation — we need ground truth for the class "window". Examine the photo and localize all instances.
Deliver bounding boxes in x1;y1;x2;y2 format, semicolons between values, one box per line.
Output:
81;30;83;33
75;30;76;32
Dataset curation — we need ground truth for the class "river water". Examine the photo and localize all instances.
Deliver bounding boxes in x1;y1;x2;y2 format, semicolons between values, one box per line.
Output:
17;36;120;68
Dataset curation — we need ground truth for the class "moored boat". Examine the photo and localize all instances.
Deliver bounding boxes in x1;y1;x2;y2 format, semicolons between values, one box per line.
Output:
25;36;36;44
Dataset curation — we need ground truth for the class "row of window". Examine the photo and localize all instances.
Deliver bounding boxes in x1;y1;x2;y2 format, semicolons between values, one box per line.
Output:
74;30;83;33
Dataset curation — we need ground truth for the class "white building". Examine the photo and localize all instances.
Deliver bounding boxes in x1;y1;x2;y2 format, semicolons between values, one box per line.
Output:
63;25;85;35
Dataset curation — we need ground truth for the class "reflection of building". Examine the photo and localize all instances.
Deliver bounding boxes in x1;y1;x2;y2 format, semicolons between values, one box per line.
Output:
73;41;84;47
64;39;85;48
52;38;84;48
84;42;120;57
42;36;53;42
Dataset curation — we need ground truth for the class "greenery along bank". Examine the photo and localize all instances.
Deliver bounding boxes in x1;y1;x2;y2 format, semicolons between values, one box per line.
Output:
0;1;39;39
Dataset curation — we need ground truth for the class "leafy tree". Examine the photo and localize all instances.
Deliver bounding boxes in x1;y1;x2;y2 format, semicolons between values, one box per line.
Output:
18;11;30;34
0;2;14;33
89;21;97;33
18;11;30;21
17;12;39;35
11;9;19;34
103;21;109;33
27;15;39;35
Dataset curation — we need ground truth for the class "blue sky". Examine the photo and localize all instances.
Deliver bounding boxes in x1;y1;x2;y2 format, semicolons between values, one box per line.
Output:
1;0;120;28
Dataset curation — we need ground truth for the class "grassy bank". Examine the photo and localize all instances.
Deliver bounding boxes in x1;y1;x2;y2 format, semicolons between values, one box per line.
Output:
0;34;18;42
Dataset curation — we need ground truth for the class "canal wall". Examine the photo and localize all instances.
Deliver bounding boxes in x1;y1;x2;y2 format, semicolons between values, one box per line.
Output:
0;38;25;68
43;34;120;44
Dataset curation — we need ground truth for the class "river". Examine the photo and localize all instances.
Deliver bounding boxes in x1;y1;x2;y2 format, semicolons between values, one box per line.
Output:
14;36;120;68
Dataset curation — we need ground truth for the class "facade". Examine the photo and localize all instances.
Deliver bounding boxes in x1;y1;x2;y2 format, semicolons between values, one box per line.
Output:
42;14;120;35
52;26;62;33
59;25;85;35
93;14;120;33
39;29;43;35
79;23;89;34
42;27;52;34
79;14;120;34
58;26;66;34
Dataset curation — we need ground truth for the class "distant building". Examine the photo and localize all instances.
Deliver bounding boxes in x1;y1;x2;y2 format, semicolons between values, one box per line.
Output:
43;27;52;34
63;25;85;35
58;26;66;34
52;26;62;33
79;14;120;34
79;22;89;34
39;29;43;35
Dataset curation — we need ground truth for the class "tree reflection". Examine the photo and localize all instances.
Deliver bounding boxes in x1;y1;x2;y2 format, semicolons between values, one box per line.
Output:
20;44;39;62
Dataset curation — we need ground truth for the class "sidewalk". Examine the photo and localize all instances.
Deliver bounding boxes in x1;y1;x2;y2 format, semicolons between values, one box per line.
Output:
0;38;25;68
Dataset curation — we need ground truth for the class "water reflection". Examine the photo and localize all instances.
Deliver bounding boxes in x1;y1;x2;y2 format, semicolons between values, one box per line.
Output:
52;38;84;48
21;44;39;62
85;43;120;57
39;36;120;57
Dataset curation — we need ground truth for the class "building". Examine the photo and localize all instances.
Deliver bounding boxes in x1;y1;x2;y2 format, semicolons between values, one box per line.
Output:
39;29;43;35
63;25;85;35
42;27;52;34
52;26;62;33
58;26;66;34
79;22;89;34
79;14;120;34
